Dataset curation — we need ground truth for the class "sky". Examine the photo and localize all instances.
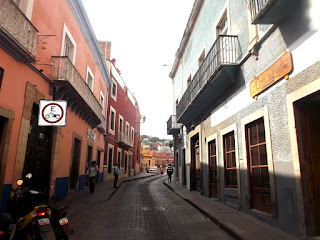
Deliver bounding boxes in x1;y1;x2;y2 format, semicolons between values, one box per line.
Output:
82;0;195;139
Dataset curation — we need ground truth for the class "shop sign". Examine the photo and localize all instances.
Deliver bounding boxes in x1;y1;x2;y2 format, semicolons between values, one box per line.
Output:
250;51;293;98
87;129;96;142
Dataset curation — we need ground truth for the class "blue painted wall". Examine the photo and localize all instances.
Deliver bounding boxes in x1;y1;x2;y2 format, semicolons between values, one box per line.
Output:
98;172;103;183
0;184;12;215
54;177;69;199
78;175;85;190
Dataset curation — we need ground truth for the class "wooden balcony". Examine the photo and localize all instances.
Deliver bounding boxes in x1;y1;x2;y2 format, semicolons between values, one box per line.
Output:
118;131;134;148
176;35;239;127
249;0;301;24
167;115;181;135
0;0;38;62
51;56;105;131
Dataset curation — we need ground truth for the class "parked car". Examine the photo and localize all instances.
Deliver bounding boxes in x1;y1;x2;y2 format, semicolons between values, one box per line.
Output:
149;166;158;173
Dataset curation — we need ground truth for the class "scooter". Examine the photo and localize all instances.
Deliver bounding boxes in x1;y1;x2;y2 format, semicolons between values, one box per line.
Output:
51;205;73;240
4;173;56;240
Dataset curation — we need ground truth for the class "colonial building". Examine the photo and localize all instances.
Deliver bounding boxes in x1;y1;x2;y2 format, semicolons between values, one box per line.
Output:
153;152;174;174
167;0;320;237
141;148;153;173
0;0;111;213
100;41;141;179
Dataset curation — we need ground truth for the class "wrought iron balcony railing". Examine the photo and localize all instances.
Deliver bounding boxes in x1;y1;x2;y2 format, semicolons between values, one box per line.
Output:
167;115;181;135
249;0;268;21
0;0;38;62
176;35;239;123
51;56;104;129
249;0;295;24
118;131;134;148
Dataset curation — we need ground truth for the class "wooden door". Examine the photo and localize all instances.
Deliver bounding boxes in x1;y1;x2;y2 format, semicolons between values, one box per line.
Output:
295;102;320;236
209;140;218;199
195;141;201;192
246;118;271;213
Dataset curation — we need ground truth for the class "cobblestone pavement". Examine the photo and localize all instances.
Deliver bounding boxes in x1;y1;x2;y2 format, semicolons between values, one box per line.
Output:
69;175;234;240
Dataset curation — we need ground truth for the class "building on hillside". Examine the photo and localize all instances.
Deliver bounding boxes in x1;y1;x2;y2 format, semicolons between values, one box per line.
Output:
0;0;110;213
99;41;141;179
167;0;320;237
153;152;174;174
140;148;153;173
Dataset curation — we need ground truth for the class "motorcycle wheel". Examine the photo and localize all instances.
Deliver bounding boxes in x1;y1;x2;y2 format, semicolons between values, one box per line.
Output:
53;227;68;240
35;230;56;240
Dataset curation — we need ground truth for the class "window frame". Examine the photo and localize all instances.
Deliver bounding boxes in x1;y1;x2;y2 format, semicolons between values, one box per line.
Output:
223;131;237;188
108;106;116;135
125;121;130;137
117;148;122;168
61;24;77;64
111;79;117;101
86;66;94;92
118;114;124;134
198;49;205;68
131;126;134;140
0;67;4;89
99;90;104;112
107;143;114;173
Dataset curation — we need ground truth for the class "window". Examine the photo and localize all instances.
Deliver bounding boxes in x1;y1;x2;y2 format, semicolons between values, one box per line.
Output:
61;24;76;64
217;10;228;35
119;115;123;134
111;80;117;101
125;122;130;136
107;144;114;173
246;118;271;213
223;131;237;188
117;148;122;167
187;75;191;86
109;106;116;135
216;10;230;63
99;90;104;112
86;66;94;92
198;49;205;67
13;0;34;20
131;127;134;140
0;67;4;89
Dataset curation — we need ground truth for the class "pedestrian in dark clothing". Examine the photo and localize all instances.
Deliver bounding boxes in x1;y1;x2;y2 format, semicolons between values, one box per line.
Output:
87;161;99;193
167;164;173;182
114;163;120;188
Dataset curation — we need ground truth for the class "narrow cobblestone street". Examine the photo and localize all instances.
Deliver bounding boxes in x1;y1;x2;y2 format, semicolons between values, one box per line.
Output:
69;175;234;240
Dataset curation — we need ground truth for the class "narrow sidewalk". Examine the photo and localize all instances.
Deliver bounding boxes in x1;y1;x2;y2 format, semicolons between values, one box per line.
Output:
163;179;299;240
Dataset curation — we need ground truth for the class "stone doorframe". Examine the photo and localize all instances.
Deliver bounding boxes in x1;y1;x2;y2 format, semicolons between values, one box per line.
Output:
287;77;320;236
13;82;61;197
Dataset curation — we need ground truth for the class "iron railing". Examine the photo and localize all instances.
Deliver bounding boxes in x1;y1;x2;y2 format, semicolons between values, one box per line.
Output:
176;35;239;121
51;56;104;125
0;0;38;58
167;115;182;134
249;0;269;20
118;131;134;148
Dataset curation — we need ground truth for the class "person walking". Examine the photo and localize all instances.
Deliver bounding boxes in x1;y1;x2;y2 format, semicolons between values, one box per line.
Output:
167;164;173;182
113;163;120;188
87;161;99;193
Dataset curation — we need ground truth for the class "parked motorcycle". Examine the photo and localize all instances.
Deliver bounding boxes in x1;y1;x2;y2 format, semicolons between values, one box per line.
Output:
4;173;56;240
51;205;73;240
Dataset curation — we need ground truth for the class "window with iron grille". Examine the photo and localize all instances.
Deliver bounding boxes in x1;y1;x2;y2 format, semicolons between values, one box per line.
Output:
223;131;237;188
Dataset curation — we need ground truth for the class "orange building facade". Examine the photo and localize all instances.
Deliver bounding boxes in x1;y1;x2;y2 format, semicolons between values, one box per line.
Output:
0;0;111;213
